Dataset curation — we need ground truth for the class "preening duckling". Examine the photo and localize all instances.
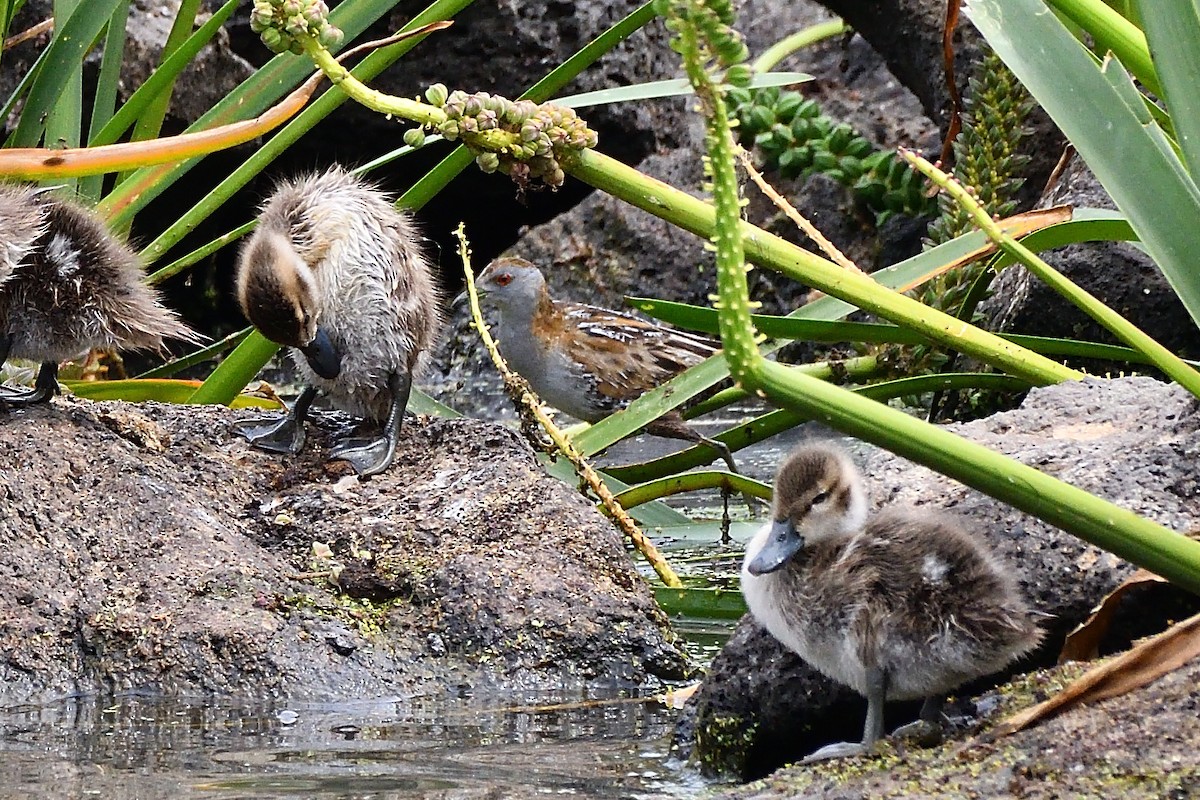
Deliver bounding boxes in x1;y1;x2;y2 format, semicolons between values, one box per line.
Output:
0;184;198;404
234;168;441;477
741;444;1042;762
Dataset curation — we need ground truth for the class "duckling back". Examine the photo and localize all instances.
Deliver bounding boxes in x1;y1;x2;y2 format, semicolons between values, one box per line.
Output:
745;508;1042;701
0;185;197;363
249;169;441;421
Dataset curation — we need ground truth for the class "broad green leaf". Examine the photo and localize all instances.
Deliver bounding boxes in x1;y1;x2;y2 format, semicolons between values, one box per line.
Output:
654;585;746;620
554;72;812;109
968;0;1200;331
1138;1;1200;181
66;379;279;408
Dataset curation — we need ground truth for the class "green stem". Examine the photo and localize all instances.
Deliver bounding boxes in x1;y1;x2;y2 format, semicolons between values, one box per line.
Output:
565;149;1083;387
752;18;850;72
301;37;448;126
1044;0;1160;96
611;471;773;509
187;331;280;405
756;359;1200;594
903;149;1200;399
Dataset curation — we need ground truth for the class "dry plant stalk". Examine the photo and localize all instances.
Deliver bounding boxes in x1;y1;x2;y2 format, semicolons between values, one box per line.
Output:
736;148;864;276
993;610;1200;736
454;224;682;588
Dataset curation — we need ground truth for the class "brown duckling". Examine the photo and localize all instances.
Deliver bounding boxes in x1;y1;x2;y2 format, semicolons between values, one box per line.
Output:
0;184;199;404
475;256;741;474
233;167;441;477
741;444;1042;762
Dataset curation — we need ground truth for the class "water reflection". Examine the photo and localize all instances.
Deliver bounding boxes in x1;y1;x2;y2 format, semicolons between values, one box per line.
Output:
0;690;710;799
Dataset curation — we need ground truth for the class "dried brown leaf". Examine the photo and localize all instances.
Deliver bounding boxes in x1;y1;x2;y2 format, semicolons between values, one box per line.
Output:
1058;568;1168;663
994;611;1200;737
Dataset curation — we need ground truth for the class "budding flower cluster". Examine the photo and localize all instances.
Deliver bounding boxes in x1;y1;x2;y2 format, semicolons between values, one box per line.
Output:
432;88;598;189
250;0;344;55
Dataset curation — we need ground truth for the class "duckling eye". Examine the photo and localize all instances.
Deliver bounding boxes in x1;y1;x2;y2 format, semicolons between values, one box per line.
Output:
811;491;830;506
495;272;513;287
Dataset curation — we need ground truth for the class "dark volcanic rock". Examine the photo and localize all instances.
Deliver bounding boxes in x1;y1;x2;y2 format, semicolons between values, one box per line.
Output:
683;376;1200;778
0;398;687;705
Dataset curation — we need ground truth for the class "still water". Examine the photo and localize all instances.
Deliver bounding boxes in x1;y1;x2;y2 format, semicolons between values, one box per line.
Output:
0;690;714;799
1;417;824;799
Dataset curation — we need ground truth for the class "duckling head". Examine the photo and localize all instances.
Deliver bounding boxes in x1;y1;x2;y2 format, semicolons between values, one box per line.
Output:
236;229;341;379
476;256;547;313
748;445;869;575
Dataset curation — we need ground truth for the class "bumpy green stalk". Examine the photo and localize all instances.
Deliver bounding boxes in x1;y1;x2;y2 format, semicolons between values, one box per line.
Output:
904;148;1200;399
569;148;1083;386
671;31;761;387
756;359;1200;593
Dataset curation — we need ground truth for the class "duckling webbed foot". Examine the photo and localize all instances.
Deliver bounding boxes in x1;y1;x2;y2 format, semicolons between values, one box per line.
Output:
0;360;60;407
233;385;316;455
329;372;410;477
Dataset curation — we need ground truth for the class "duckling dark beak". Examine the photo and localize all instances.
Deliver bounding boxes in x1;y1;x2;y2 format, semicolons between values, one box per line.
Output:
300;325;341;379
747;519;805;575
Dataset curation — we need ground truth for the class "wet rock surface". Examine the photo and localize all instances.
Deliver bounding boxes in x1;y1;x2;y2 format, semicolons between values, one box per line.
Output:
0;398;687;706
682;376;1200;779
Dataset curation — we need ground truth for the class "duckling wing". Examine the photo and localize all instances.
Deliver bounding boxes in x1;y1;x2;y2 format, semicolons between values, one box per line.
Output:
0;185;50;287
851;512;1043;697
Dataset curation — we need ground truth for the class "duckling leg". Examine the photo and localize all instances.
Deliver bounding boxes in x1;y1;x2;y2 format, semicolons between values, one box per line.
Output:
233;385;317;454
803;667;887;762
0;360;60;406
328;371;410;477
891;695;946;740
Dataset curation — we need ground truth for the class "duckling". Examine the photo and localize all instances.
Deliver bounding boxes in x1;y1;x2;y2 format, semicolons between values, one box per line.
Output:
475;256;741;474
741;444;1042;762
0;184;199;404
233;167;440;477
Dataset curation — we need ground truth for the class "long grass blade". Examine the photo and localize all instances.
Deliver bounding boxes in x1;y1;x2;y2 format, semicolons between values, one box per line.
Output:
79;0;128;202
11;0;122;147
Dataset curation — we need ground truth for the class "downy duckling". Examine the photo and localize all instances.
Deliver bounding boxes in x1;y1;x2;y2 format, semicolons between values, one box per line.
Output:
741;444;1042;762
0;184;199;404
233;167;440;477
475;256;741;474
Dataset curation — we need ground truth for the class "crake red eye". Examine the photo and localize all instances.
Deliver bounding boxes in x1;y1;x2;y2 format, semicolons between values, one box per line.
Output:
496;273;513;286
